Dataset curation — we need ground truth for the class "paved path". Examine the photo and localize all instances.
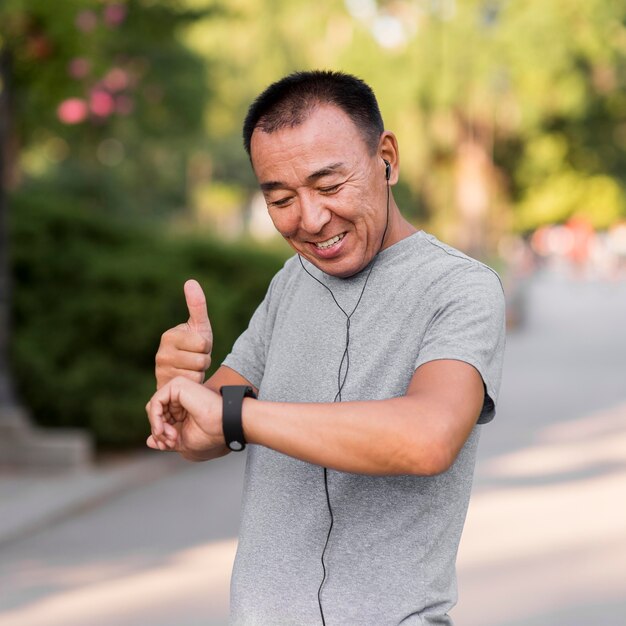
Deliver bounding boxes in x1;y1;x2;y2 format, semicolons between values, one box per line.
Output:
1;269;625;625
453;273;626;625
0;450;245;626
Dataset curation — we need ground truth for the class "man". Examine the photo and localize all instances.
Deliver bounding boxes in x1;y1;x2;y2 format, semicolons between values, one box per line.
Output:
147;71;505;625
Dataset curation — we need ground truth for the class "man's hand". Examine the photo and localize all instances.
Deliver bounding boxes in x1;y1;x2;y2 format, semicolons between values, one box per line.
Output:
146;377;229;461
155;279;213;389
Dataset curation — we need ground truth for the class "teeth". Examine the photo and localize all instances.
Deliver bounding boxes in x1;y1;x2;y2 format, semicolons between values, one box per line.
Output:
315;234;344;249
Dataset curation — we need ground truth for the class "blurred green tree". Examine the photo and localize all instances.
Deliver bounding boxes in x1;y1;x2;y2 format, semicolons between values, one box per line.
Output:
1;0;216;214
179;0;626;245
9;186;286;447
0;0;217;434
337;0;626;241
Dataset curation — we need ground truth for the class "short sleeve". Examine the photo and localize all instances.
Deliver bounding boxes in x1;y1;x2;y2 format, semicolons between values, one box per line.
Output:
414;264;506;424
221;269;285;390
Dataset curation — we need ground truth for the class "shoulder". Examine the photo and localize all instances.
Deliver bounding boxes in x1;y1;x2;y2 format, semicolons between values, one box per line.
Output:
417;232;504;299
263;254;302;304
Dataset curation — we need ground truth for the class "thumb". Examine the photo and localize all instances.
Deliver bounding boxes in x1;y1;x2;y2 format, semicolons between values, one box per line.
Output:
184;279;212;340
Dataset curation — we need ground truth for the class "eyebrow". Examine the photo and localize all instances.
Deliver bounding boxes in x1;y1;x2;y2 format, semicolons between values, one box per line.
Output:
306;162;345;183
259;162;345;192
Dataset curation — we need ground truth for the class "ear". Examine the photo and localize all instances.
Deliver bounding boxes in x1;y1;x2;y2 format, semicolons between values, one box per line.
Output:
378;131;400;185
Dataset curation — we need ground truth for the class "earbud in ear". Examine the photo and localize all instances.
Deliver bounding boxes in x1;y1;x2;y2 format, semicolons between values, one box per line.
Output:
383;159;391;181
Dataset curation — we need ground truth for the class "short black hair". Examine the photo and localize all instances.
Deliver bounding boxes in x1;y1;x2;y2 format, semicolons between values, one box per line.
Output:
242;70;385;157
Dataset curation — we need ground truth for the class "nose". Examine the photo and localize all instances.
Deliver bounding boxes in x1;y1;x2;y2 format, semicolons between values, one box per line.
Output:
299;191;331;234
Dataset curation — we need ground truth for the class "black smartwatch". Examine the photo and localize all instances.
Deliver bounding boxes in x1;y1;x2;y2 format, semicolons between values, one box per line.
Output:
220;385;257;451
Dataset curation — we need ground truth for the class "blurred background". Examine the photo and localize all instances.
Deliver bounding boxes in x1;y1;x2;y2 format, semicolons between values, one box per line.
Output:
0;1;625;625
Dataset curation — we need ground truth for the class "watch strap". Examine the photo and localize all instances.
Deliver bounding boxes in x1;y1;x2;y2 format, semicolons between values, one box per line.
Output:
220;385;256;451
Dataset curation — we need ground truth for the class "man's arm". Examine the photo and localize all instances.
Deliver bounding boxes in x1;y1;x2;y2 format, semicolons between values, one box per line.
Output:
147;358;484;475
241;358;483;475
204;365;258;395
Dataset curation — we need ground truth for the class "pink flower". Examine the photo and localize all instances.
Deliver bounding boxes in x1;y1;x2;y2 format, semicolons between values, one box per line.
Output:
103;68;129;92
57;98;88;124
104;4;127;27
75;10;98;33
89;90;115;118
68;57;91;80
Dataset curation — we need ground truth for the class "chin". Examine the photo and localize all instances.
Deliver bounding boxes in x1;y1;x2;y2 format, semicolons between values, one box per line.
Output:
295;244;369;278
318;259;365;279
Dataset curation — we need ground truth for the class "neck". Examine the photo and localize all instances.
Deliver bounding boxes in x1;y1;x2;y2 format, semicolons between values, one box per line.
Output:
380;199;417;252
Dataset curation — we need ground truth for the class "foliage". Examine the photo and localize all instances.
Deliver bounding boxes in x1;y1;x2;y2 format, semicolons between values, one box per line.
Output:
1;0;215;215
4;0;626;233
8;183;287;447
181;0;626;235
515;171;624;232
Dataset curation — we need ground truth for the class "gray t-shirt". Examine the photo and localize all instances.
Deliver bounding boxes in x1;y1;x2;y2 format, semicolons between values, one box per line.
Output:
222;230;506;625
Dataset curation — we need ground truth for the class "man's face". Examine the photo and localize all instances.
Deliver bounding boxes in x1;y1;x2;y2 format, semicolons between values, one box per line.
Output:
250;105;389;278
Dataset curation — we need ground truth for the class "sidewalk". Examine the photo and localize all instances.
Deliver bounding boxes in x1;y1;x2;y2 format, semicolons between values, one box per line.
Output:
0;449;243;626
453;400;626;626
2;270;625;626
0;451;186;548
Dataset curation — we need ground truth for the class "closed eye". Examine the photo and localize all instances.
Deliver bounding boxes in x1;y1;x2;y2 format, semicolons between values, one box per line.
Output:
268;196;294;208
319;184;341;194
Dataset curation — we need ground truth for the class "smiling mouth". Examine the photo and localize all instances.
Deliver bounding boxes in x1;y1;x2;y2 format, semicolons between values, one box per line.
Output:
314;233;346;249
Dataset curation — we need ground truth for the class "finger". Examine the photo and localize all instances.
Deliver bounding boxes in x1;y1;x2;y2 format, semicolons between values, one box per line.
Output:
171;322;213;353
146;396;165;438
156;350;211;372
156;368;204;390
184;279;213;340
164;377;214;427
147;434;174;450
161;417;178;436
147;434;167;451
147;382;187;443
161;326;211;354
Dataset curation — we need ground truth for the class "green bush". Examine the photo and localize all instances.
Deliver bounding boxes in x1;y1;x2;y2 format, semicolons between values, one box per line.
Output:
8;187;287;448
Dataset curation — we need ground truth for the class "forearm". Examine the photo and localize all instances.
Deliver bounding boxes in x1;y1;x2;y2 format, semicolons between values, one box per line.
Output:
242;396;467;476
149;359;482;473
